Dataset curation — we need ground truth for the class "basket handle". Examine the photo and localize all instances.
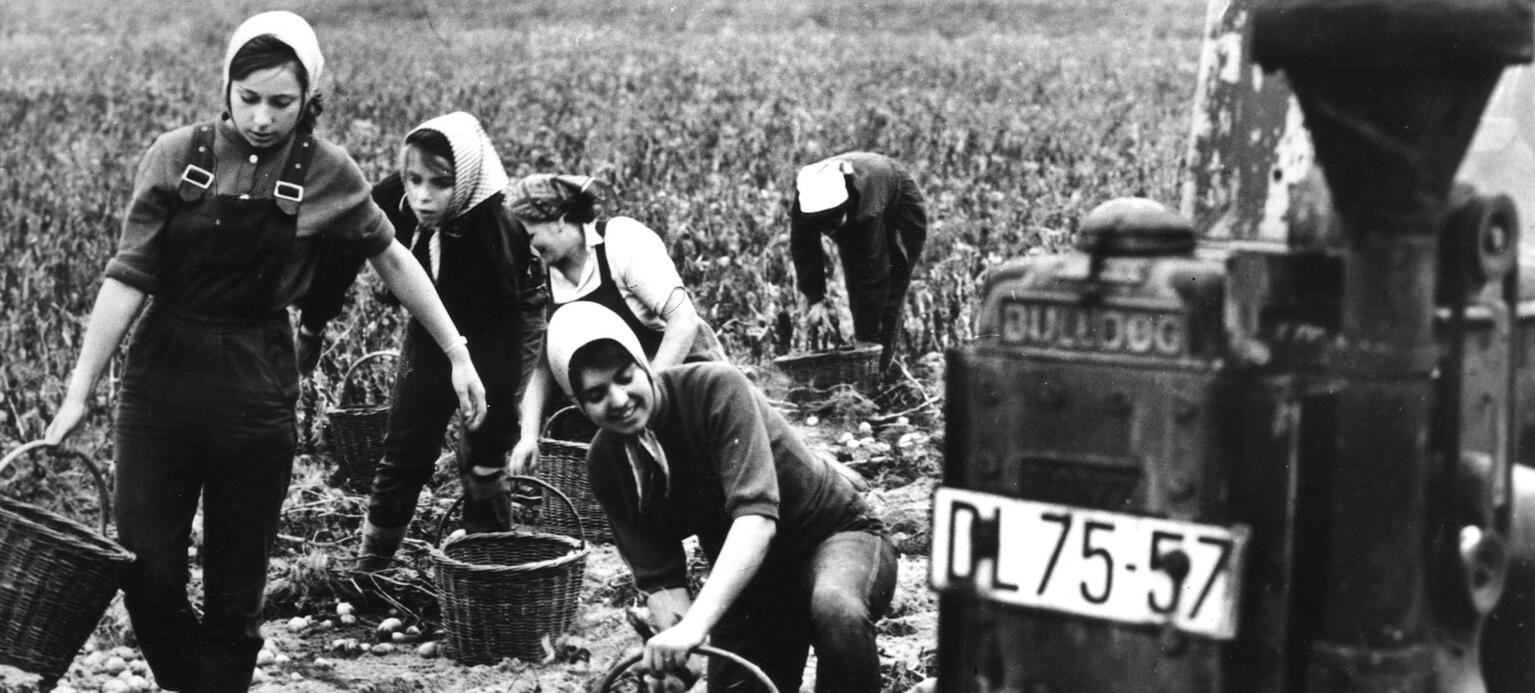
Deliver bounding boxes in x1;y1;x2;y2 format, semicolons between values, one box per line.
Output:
0;440;114;535
541;405;591;440
334;350;400;406
432;474;587;547
590;644;780;693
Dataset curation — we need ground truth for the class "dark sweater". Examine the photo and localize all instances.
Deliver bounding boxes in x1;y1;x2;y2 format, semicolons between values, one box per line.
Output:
588;362;880;593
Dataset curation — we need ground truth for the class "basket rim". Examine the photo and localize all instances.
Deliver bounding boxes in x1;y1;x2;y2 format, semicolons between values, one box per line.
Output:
0;498;136;562
430;530;588;575
772;344;881;367
323;401;393;416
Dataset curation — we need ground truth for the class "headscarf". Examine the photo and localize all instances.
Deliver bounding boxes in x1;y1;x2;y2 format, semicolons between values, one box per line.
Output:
223;11;324;101
504;174;602;223
402;111;509;223
545;302;669;505
795;158;853;214
545;301;649;398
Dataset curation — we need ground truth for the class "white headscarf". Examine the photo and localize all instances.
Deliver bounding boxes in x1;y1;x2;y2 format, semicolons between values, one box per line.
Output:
546;302;669;503
796;158;853;214
223;11;325;101
402;111;510;223
545;302;650;398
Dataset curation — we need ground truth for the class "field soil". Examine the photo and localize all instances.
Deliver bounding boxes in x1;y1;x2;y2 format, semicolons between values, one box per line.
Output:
39;374;944;693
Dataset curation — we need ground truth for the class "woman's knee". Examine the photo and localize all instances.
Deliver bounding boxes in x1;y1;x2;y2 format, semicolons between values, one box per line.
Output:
809;585;875;636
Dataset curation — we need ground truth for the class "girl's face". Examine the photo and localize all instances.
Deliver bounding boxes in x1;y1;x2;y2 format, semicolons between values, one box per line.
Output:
229;63;303;149
526;218;584;265
402;145;456;227
573;359;653;436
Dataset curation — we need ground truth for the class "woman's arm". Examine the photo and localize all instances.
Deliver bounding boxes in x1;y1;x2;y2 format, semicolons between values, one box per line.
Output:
650;287;703;370
44;278;147;445
368;241;488;430
642;514;776;673
508;357;554;474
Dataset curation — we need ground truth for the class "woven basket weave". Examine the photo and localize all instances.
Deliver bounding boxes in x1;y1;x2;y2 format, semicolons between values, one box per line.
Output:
324;350;398;493
772;344;882;391
536;406;610;543
431;476;588;664
0;441;135;689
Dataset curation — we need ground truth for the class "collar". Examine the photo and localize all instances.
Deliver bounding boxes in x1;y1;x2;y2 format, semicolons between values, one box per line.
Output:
215;116;295;156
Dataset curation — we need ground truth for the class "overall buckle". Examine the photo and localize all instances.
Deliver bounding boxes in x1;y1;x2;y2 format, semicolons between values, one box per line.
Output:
180;164;213;190
274;181;304;203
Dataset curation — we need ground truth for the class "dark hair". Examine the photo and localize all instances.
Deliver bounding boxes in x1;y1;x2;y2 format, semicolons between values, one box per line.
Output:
227;34;323;133
404;129;455;167
564;191;599;224
569;340;637;393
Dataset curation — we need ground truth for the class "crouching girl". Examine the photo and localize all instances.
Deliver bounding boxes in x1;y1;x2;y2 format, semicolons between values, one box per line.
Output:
545;302;897;693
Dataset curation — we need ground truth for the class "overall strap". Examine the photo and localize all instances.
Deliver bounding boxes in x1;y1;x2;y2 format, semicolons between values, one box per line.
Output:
594;220;613;284
273;132;316;216
177;123;218;203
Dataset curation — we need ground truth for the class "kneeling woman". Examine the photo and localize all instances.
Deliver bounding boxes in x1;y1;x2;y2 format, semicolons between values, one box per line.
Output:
545;302;898;693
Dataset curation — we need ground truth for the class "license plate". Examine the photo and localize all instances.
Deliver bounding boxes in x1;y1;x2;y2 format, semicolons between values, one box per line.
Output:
929;487;1250;640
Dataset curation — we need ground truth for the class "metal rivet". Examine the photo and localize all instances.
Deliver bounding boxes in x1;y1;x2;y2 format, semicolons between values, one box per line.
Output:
197;146;206;152
248;154;258;164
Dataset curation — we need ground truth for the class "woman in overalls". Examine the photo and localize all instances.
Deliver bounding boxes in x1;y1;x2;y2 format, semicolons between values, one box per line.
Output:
504;174;725;474
42;12;486;692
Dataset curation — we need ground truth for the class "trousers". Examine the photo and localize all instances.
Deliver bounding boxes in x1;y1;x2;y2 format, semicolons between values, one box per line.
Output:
115;307;298;693
708;530;899;693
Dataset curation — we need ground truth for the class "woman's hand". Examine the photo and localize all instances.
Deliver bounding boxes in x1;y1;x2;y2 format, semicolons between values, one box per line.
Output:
508;437;539;475
448;350;488;430
43;398;89;446
643;619;708;681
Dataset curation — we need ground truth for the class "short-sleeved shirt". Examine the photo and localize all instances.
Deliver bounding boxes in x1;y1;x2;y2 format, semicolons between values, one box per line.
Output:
544;216;684;330
105;119;394;308
588;362;880;593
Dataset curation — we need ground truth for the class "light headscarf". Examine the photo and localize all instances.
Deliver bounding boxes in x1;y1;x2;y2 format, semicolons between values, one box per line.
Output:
796;158;853;214
402;111;510;223
223;11;324;102
545;302;669;504
545;302;650;398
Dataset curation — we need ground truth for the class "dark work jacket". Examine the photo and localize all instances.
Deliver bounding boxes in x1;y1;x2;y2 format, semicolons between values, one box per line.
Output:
297;173;548;397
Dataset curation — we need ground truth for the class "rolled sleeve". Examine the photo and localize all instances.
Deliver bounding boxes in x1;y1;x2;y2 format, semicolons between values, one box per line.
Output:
105;131;185;293
306;140;395;257
703;366;781;522
603;217;686;320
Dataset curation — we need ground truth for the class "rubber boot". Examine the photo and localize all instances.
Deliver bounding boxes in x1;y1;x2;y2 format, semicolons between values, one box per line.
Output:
354;518;407;572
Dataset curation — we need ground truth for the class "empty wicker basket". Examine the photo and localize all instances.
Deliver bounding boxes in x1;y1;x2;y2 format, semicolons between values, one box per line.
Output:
431;476;588;664
772;344;882;391
0;441;135;690
536;406;610;543
324;350;398;493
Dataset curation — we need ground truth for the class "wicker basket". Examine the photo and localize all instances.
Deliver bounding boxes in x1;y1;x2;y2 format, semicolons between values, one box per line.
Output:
324;350;399;493
431;476;588;664
772;344;882;391
536;406;611;543
0;441;135;689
